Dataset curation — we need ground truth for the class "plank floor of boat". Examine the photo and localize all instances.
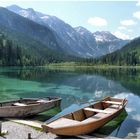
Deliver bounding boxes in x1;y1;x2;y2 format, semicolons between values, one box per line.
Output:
47;118;79;128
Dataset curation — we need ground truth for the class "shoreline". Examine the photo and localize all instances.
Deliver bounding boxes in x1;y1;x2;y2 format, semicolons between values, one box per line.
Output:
0;120;138;139
0;120;57;139
45;62;140;69
0;64;140;69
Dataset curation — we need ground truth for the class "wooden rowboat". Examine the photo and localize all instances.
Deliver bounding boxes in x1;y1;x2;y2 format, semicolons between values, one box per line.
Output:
0;96;61;118
42;96;127;136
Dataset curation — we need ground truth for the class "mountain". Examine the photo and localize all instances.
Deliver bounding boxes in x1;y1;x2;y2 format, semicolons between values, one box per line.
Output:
0;7;76;65
0;7;82;58
93;37;140;66
75;27;129;56
74;26;98;56
93;31;118;42
93;31;129;55
7;5;44;25
7;5;95;57
0;7;62;51
7;5;129;58
0;28;74;66
40;15;96;57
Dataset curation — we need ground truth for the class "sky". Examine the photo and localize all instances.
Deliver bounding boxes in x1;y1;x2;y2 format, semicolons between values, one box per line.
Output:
0;0;140;40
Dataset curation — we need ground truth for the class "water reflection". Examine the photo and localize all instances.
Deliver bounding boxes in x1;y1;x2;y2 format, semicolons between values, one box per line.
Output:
94;109;128;137
113;93;140;138
0;67;130;108
0;67;140;138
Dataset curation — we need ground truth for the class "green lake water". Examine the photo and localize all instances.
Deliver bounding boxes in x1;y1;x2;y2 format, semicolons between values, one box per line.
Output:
0;66;140;138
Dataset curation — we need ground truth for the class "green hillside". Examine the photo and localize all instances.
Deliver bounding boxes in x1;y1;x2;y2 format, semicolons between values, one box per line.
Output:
0;7;78;66
0;32;76;66
80;37;140;66
98;37;140;66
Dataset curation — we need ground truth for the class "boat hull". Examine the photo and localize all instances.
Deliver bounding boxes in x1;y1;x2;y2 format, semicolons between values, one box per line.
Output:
43;107;124;136
42;96;127;136
0;97;61;118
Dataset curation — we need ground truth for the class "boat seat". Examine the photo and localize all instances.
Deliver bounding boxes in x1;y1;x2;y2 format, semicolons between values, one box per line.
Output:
84;108;95;118
13;102;27;106
47;118;79;128
84;108;112;114
102;101;122;105
37;99;50;103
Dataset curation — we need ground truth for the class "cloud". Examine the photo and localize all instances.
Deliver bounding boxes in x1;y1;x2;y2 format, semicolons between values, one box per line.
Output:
126;107;136;113
113;92;134;99
136;0;140;6
118;26;133;33
133;11;140;19
113;31;130;40
132;114;140;122
88;17;107;27
128;29;133;33
136;127;140;138
118;26;127;30
120;19;136;26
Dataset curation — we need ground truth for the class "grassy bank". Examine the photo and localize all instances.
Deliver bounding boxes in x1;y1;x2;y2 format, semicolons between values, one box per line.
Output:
46;62;140;70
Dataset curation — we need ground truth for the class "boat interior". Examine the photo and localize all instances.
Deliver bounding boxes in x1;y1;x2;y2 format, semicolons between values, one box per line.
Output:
0;97;53;107
46;97;127;128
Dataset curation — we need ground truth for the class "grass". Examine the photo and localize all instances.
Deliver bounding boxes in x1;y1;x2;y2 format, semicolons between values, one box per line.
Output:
47;62;140;69
30;107;61;122
44;62;140;73
30;126;43;132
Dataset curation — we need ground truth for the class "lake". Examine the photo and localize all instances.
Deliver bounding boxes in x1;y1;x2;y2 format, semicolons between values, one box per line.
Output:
0;66;140;138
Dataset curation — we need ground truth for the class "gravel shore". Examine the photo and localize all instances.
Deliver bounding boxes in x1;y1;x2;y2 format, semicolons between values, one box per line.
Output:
1;120;135;139
0;120;119;139
0;121;57;139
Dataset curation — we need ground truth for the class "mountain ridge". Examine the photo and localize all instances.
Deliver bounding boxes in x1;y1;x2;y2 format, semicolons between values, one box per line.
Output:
0;7;77;65
6;4;129;58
